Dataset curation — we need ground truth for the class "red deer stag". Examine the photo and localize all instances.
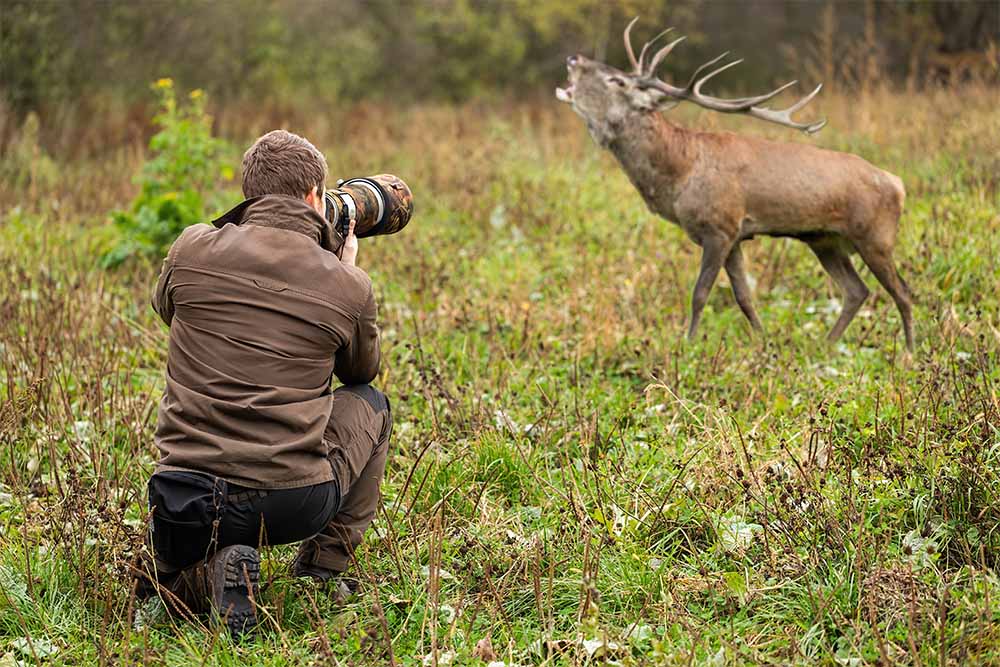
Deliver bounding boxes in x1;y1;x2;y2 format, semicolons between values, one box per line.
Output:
556;20;913;350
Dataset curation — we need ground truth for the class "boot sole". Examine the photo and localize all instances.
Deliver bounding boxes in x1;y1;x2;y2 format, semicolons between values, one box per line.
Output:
209;545;261;640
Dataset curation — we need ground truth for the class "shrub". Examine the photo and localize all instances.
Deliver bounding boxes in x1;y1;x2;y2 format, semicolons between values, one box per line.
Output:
102;79;231;267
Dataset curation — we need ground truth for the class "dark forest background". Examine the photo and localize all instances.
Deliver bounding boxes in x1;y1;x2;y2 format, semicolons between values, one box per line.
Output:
1;0;997;153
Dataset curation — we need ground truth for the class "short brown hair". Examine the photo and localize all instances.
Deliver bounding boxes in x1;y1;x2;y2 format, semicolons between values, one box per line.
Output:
241;130;328;198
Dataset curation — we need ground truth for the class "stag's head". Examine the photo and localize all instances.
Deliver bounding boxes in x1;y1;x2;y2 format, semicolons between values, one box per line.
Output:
556;18;827;141
556;54;662;145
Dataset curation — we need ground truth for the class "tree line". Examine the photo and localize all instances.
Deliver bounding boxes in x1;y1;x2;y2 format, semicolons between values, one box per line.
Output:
2;0;997;118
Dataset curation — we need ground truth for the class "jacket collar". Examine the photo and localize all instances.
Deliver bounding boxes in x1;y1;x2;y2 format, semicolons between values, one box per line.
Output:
212;195;344;254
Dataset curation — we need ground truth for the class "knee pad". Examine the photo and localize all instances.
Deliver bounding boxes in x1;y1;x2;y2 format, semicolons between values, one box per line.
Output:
340;384;389;414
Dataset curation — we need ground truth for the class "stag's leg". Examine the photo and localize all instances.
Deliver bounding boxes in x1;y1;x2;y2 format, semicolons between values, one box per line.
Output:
808;241;870;343
724;243;763;332
688;236;731;339
855;245;914;351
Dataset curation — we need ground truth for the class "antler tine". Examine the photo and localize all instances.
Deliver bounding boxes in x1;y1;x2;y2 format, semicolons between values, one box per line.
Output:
719;80;798;108
645;35;686;76
623;17;640;72
746;83;827;134
785;82;823;114
691;58;746;98
636;27;674;73
683;52;730;90
694;65;799;111
689;56;806;112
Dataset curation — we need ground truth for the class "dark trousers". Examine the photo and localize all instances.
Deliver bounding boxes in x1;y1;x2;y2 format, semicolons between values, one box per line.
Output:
144;385;392;587
295;384;392;572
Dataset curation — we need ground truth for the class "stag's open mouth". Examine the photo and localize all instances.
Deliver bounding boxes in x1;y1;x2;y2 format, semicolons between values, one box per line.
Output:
556;56;578;103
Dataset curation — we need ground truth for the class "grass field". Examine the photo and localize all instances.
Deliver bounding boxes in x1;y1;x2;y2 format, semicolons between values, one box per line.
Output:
2;84;1000;665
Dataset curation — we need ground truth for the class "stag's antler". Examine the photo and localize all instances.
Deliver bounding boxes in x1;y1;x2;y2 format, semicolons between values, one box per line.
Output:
624;19;826;134
624;18;679;75
623;17;640;72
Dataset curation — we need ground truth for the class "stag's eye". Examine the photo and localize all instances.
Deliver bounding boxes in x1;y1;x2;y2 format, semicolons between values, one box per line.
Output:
605;75;627;88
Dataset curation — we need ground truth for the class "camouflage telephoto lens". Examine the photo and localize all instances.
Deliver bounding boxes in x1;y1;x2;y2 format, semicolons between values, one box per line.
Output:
323;174;413;240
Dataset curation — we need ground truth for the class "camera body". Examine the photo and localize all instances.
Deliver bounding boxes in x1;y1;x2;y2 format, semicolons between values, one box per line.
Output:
323;174;413;241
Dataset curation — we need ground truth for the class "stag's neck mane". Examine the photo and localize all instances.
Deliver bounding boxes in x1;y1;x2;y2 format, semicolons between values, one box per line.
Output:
607;111;698;193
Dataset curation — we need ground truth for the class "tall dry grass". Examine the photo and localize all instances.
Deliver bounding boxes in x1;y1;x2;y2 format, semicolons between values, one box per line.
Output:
2;81;999;664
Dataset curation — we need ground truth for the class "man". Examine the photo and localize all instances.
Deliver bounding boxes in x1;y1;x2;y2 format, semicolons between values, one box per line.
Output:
137;130;392;639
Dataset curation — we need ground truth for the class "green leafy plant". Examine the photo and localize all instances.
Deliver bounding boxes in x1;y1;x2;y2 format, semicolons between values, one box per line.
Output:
102;79;231;267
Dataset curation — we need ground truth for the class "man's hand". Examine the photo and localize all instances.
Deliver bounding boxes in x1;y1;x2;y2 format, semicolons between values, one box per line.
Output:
340;218;359;266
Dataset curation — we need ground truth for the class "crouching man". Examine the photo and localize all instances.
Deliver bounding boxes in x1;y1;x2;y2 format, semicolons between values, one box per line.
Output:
135;130;392;639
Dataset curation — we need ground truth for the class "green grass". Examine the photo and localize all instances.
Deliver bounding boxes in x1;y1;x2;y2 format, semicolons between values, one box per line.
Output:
2;89;1000;665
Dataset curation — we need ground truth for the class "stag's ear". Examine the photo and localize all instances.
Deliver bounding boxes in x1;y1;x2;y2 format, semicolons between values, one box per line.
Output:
631;83;676;112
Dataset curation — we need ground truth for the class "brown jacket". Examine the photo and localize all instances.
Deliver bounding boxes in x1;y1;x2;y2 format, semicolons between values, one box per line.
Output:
152;195;381;489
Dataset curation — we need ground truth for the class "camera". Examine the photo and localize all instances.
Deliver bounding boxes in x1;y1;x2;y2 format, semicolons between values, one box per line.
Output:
323;174;413;241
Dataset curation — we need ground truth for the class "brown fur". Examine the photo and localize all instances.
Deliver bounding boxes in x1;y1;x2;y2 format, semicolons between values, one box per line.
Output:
557;55;913;350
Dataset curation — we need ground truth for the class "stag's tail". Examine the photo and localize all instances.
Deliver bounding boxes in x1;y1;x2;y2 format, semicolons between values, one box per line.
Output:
886;171;906;221
885;172;913;301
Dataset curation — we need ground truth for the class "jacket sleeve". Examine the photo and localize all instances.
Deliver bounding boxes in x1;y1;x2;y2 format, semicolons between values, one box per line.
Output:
333;284;381;385
152;234;183;326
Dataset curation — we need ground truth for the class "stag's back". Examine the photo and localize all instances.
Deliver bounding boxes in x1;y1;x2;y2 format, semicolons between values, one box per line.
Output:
691;131;905;241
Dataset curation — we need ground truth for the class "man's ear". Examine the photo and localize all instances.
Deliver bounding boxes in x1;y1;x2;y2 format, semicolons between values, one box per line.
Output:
305;185;324;214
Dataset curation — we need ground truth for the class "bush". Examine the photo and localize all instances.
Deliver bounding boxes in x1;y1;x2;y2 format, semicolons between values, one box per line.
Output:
102;79;230;267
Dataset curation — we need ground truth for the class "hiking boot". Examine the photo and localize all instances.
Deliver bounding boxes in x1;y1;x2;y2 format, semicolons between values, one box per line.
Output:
207;545;260;640
133;551;209;619
292;560;359;603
